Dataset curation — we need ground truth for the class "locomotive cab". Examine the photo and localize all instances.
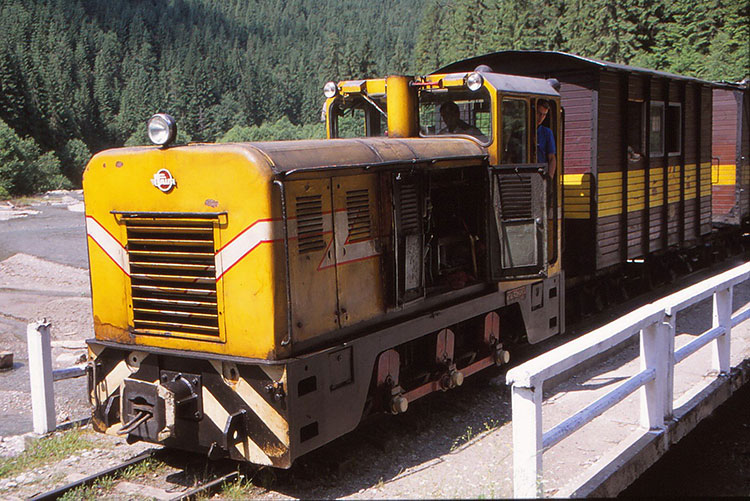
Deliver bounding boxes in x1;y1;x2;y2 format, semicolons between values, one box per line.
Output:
324;71;564;337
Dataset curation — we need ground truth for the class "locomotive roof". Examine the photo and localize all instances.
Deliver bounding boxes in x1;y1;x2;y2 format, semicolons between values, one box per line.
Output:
468;72;559;97
241;137;488;176
437;50;745;89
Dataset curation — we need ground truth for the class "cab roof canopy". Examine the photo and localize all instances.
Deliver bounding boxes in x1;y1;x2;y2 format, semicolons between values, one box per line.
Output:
437;50;744;91
444;71;560;97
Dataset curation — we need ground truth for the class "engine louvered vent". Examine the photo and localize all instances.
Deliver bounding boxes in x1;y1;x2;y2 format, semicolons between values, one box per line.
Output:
296;195;325;253
498;175;533;219
125;217;219;338
346;189;371;242
400;182;420;234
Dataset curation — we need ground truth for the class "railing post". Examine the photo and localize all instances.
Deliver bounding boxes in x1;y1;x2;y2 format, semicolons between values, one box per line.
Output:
664;312;676;419
512;384;543;498
712;286;732;374
639;319;667;430
27;321;56;434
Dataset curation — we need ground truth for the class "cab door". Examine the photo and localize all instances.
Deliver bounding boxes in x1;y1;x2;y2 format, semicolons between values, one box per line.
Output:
490;96;548;279
489;166;548;279
286;179;339;343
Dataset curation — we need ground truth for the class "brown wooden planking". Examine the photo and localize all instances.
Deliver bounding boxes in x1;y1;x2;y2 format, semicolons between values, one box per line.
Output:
597;71;623;175
628;74;645;101
561;82;593;174
713;89;738;165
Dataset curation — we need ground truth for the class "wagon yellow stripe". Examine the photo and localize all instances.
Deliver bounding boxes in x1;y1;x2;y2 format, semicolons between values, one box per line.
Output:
700;162;711;196
565;162;717;220
563;173;591;219
668;166;681;204
712;163;737;186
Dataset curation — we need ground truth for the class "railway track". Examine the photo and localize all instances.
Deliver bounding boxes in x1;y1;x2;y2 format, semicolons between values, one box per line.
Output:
29;449;244;501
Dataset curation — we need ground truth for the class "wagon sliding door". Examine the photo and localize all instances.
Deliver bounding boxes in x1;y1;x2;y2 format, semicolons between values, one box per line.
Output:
489;166;548;279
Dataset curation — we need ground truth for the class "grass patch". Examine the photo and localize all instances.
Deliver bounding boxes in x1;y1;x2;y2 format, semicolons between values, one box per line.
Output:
120;457;164;481
58;476;116;501
219;476;257;500
0;428;95;479
451;419;501;451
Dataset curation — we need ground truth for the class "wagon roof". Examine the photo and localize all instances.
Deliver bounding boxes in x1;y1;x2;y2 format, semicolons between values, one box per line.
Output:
436;50;747;90
242;137;488;176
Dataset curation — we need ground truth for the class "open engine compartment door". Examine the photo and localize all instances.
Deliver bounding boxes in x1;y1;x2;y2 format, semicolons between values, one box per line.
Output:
489;164;548;280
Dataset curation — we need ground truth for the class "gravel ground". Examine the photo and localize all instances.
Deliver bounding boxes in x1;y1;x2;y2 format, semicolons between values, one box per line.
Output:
0;191;91;439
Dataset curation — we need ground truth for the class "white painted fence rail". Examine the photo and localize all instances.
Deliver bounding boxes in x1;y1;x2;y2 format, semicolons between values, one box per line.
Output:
506;261;750;497
27;321;87;434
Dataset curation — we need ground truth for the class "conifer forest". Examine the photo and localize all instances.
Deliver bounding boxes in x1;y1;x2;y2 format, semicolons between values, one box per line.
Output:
0;0;747;196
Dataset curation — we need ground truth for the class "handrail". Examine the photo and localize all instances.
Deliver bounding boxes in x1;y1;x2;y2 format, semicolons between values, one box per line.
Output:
507;261;750;497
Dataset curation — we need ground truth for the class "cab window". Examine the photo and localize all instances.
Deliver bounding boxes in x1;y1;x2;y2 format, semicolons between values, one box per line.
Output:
501;98;528;164
418;89;491;144
329;96;387;138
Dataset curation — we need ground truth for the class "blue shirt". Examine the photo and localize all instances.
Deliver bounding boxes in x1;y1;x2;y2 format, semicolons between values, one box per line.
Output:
537;125;556;164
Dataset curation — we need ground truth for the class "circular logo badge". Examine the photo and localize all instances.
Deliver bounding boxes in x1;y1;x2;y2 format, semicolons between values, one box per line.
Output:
151;169;176;193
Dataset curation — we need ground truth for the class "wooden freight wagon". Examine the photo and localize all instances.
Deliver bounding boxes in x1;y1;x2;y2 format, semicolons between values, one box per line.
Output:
439;51;721;281
712;84;750;227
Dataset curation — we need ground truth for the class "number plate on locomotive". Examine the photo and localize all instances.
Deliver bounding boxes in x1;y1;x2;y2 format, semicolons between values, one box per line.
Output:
505;286;527;303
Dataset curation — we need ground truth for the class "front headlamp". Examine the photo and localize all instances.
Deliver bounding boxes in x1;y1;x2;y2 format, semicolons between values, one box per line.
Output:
147;113;177;146
466;72;484;91
323;81;338;98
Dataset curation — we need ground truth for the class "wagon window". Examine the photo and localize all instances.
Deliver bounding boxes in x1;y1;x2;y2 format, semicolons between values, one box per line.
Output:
666;103;681;155
500;99;528;164
649;102;664;157
627;101;645;163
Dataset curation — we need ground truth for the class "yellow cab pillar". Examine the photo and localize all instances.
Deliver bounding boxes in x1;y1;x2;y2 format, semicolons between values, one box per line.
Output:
386;75;418;138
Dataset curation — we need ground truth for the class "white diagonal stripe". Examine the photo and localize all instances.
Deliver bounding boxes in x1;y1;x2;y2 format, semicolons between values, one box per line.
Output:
234;377;289;445
202;386;272;465
86;216;130;275
215;220;283;279
208;360;289;446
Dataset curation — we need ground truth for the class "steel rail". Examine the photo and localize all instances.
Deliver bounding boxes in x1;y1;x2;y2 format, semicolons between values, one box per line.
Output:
29;449;155;501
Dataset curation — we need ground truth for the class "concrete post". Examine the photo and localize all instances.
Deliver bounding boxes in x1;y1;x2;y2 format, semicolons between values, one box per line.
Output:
639;321;666;430
712;287;732;374
512;384;543;498
27;321;56;434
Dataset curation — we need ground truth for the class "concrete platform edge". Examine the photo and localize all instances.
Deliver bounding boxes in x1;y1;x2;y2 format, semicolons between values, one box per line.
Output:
556;358;750;498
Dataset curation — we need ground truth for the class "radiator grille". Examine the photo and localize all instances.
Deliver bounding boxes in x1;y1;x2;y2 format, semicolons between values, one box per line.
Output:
125;217;219;338
296;195;326;253
346;189;371;242
498;175;533;219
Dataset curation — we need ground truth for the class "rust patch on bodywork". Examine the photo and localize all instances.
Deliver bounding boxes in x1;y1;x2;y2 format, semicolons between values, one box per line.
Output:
94;317;133;343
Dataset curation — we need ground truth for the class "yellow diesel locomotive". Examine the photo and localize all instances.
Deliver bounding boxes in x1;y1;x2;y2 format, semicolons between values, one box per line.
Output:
85;68;563;466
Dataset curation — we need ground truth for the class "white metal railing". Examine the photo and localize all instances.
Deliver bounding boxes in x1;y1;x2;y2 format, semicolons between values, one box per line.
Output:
27;321;87;434
506;261;750;497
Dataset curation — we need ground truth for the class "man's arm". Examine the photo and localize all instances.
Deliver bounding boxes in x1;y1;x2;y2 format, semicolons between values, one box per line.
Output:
547;153;556;179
